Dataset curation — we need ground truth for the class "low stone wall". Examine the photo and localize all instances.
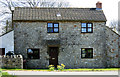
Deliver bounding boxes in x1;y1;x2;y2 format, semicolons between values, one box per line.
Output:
1;55;23;69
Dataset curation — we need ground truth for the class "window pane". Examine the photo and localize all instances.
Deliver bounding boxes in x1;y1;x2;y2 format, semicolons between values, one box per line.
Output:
48;28;53;32
48;23;53;27
88;49;92;53
81;48;93;58
54;28;58;32
28;54;33;59
81;49;86;58
28;49;33;53
82;54;86;58
54;23;58;27
88;23;92;27
81;28;86;32
27;49;39;59
82;49;86;54
34;50;39;54
81;23;86;27
33;49;39;59
88;28;92;32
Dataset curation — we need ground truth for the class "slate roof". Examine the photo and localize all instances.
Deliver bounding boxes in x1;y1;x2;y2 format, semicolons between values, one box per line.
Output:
13;7;107;21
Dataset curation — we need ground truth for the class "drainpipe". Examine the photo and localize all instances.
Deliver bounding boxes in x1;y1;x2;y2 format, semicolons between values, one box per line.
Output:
11;10;14;29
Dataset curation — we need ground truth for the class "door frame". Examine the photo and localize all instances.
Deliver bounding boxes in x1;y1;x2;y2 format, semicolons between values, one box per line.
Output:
47;45;60;55
48;45;59;67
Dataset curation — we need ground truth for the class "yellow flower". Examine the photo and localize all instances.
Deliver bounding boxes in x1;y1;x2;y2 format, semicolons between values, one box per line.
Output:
57;65;60;67
61;64;65;67
50;65;54;66
48;65;54;68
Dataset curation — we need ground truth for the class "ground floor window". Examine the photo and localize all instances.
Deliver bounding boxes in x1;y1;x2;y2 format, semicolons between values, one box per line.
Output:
81;48;93;58
27;48;40;59
0;48;5;55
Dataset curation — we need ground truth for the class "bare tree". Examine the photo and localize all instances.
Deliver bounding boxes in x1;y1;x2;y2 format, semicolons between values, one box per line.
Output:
0;0;21;16
0;0;70;15
0;0;22;34
109;19;118;33
118;20;120;34
17;0;70;7
2;20;12;34
0;0;70;34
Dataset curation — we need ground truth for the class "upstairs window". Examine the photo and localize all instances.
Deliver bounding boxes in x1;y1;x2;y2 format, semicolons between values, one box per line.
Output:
81;48;93;58
27;48;39;59
47;23;59;33
81;23;93;33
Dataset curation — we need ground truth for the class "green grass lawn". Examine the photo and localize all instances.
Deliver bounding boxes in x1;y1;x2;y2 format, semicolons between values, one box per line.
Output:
1;72;17;77
0;68;16;77
2;68;119;72
2;69;50;71
63;68;119;71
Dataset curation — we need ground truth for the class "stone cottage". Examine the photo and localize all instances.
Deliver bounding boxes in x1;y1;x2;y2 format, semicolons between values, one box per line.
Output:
13;2;120;69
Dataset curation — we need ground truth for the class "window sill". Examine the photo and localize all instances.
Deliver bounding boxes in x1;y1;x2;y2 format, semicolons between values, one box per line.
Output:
47;32;59;33
81;32;93;33
47;33;59;35
27;59;39;60
81;58;93;59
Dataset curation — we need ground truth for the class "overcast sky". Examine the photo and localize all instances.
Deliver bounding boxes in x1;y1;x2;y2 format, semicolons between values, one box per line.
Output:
68;0;119;25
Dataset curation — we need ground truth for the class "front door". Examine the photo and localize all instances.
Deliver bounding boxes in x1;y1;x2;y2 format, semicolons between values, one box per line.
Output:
0;48;5;55
49;47;58;68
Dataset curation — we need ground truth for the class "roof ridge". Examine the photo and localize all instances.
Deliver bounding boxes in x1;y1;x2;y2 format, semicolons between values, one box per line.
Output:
15;7;96;9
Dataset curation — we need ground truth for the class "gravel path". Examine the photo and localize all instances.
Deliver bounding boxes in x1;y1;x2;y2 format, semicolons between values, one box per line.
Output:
3;71;118;75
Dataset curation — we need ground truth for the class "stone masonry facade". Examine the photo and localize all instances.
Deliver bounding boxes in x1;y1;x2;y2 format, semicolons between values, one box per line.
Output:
14;21;120;69
105;27;120;67
1;55;23;69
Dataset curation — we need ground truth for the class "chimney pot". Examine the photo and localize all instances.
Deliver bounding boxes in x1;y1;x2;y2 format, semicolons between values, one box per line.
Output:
96;1;102;10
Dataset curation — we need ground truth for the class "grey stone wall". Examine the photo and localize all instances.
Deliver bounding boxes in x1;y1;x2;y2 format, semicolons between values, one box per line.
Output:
14;21;119;68
119;36;120;67
0;56;2;68
105;27;120;67
1;55;23;69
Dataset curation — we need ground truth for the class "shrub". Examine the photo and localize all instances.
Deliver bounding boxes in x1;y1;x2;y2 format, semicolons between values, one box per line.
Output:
48;65;55;71
57;64;65;71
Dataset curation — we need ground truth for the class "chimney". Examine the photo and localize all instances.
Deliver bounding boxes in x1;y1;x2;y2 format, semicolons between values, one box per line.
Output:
96;1;102;10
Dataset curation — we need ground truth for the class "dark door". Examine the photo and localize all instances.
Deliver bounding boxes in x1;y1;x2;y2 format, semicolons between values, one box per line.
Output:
49;47;58;68
0;48;5;55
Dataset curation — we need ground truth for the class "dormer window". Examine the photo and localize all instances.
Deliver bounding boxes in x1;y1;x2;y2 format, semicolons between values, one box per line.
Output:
81;23;93;33
47;23;59;33
56;13;61;17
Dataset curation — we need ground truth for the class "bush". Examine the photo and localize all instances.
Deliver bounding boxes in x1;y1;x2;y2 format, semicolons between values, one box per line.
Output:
48;65;55;71
57;64;65;71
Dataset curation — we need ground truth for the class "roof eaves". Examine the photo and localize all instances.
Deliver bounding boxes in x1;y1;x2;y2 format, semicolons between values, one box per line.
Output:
105;26;120;37
0;30;14;37
13;19;107;22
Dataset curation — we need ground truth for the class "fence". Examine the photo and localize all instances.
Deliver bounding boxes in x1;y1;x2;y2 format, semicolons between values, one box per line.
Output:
0;55;23;69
